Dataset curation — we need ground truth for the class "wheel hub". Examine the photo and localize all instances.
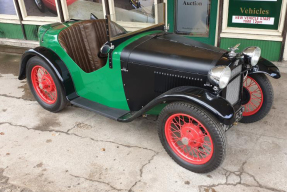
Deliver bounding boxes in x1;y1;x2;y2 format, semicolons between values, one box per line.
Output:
181;123;204;147
40;75;54;92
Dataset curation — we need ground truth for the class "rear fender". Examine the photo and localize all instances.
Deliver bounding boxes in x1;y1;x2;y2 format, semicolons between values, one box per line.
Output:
18;47;78;100
118;86;236;125
249;57;281;79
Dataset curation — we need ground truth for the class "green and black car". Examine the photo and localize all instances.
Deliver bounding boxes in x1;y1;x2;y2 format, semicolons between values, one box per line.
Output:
19;3;280;173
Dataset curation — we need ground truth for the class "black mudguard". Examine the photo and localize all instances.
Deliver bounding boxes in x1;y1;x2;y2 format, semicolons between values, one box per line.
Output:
250;57;281;79
118;86;235;125
18;47;78;100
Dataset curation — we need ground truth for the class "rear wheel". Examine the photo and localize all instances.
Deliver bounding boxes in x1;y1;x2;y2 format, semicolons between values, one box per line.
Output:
240;74;273;123
26;56;67;112
158;102;226;173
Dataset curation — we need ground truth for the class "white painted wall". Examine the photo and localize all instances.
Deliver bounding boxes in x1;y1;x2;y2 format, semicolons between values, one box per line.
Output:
284;34;287;60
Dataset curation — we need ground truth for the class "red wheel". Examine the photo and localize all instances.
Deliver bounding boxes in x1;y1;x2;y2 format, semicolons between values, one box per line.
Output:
242;76;263;116
158;102;226;173
165;113;213;165
240;74;274;123
27;56;67;112
31;65;57;104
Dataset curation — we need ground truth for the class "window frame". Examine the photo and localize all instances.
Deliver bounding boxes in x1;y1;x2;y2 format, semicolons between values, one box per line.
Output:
108;0;165;31
18;0;62;24
221;0;287;41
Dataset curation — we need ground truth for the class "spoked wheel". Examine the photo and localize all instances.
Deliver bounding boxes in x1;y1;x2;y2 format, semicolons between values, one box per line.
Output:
240;74;274;123
158;102;226;173
27;56;67;112
31;66;57;104
165;114;214;165
34;0;45;12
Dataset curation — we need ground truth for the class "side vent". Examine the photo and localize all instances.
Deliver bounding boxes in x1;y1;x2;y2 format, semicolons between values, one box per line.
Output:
154;71;205;93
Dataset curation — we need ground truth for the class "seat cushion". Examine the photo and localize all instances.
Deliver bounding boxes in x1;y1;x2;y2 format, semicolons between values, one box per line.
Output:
58;20;108;73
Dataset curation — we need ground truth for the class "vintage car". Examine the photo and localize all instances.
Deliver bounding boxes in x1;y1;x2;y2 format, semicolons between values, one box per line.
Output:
18;3;280;173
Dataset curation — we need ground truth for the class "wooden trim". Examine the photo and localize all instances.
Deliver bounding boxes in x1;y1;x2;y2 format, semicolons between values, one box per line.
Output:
0;39;39;48
0;19;20;24
280;10;287;61
104;0;110;15
56;0;64;22
0;15;18;20
220;33;283;41
13;0;27;40
217;0;224;47
61;0;69;21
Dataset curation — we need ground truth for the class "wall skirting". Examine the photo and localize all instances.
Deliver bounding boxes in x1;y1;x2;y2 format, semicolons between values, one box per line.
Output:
220;38;282;61
0;38;39;48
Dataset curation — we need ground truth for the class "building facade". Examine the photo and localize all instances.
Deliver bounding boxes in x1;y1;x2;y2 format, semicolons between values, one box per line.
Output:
0;0;286;61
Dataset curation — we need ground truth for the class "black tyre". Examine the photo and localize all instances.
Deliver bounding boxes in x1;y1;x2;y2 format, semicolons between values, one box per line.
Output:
34;0;45;13
26;56;67;112
240;74;274;123
158;102;226;173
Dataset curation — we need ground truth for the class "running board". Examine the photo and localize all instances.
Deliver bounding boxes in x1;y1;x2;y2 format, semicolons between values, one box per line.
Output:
71;97;129;120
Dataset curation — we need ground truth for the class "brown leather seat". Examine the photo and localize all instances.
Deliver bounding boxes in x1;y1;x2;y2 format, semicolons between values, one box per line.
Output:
58;19;108;73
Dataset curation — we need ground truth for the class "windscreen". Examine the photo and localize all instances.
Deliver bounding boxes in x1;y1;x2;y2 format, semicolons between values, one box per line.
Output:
108;3;165;41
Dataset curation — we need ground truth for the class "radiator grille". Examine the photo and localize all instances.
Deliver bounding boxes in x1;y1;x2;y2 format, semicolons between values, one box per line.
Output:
226;65;242;105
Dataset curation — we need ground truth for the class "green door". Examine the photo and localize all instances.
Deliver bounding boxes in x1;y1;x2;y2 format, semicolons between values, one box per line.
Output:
167;0;218;45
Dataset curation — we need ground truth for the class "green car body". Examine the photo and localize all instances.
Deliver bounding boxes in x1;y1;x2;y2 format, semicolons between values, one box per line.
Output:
25;22;165;115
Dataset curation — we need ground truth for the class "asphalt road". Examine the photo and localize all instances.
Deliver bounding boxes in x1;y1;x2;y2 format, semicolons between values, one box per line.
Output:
0;52;287;192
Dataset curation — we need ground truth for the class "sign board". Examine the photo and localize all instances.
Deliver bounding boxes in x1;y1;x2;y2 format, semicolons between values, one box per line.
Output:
228;0;282;30
176;0;210;36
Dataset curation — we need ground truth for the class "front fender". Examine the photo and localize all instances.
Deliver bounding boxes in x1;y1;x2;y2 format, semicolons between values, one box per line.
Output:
118;87;235;125
249;57;281;79
18;47;78;100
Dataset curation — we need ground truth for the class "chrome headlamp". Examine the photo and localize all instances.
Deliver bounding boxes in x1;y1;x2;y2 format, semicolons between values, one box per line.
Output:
208;66;231;89
242;47;261;66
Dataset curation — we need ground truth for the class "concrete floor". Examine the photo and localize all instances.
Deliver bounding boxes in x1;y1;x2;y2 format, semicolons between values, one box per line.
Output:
0;52;286;192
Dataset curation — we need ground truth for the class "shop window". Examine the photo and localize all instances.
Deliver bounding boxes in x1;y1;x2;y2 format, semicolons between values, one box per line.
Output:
109;0;165;31
64;0;105;20
0;0;19;21
23;0;58;17
18;0;61;22
175;0;211;37
0;0;17;15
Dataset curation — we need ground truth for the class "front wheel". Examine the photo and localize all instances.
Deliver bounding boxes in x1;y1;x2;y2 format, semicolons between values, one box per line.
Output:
240;74;274;123
158;102;226;173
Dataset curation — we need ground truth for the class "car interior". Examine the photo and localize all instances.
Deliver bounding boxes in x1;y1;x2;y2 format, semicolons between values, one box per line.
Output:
58;18;127;73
